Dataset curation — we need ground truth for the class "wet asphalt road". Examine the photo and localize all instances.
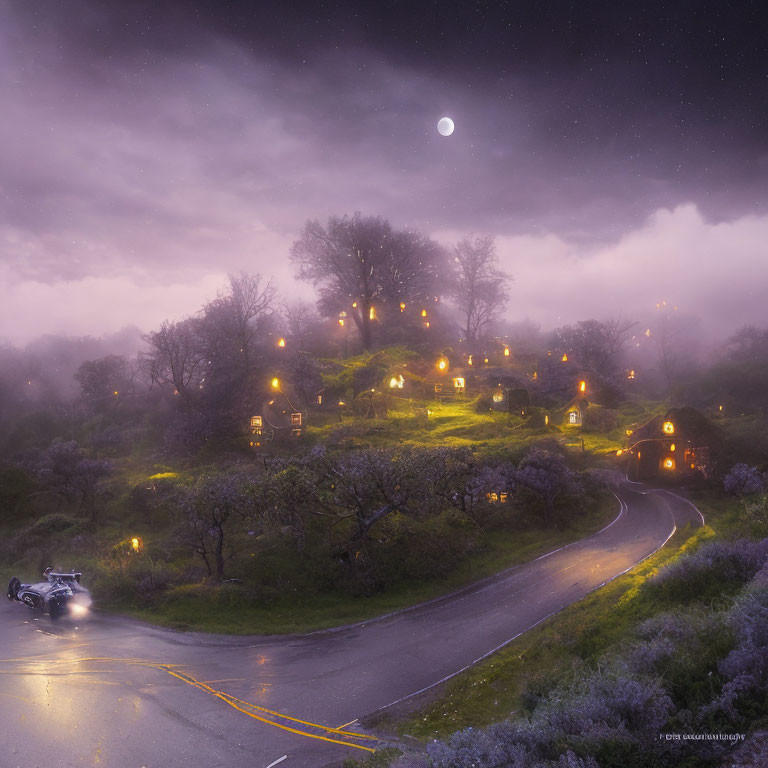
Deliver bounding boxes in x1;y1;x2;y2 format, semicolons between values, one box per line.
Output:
0;486;703;768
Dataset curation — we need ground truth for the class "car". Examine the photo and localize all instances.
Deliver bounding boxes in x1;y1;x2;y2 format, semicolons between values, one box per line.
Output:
7;568;92;620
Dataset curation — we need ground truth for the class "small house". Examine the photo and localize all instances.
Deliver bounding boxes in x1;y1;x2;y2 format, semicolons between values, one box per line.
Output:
250;392;305;446
625;407;720;480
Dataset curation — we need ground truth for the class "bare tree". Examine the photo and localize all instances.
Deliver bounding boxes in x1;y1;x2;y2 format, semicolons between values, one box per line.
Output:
449;235;511;347
142;318;205;408
290;213;443;350
555;317;636;377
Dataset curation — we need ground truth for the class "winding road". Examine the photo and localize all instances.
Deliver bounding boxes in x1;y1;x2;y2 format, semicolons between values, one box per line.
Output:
0;484;703;768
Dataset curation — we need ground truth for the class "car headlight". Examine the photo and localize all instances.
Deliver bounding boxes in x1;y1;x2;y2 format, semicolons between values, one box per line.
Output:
69;595;92;618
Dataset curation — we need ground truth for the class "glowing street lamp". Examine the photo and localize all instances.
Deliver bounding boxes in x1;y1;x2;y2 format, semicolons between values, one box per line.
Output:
503;347;510;357
130;537;142;552
270;377;280;390
579;380;586;394
277;337;286;348
399;302;406;312
421;308;427;317
437;357;448;372
662;420;675;435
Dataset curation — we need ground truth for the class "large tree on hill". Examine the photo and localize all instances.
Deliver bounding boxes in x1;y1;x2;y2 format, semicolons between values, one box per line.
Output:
290;213;444;350
449;235;511;347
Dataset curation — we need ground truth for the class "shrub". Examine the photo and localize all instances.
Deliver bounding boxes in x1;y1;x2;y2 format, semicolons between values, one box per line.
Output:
650;538;768;601
723;463;764;496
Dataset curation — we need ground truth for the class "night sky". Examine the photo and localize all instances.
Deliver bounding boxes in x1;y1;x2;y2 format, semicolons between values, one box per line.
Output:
1;0;766;342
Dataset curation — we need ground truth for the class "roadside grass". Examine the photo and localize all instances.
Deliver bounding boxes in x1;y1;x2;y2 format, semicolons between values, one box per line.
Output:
393;490;746;741
117;496;618;635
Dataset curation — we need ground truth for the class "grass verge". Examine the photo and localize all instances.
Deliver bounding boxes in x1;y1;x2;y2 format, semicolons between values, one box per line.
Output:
117;497;618;635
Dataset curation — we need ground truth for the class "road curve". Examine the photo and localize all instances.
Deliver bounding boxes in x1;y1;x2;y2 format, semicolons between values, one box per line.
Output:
0;486;702;768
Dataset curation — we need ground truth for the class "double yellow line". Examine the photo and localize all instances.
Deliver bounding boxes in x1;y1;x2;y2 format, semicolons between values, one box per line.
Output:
0;656;378;752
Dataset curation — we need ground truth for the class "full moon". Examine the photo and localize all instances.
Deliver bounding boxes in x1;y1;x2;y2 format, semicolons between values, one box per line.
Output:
437;116;455;136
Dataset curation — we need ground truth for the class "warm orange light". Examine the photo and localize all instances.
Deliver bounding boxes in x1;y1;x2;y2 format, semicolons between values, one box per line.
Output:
616;450;623;456
532;371;538;380
627;369;636;379
670;443;676;452
421;308;427;317
561;353;568;362
453;377;465;389
437;358;448;371
718;404;724;412
113;390;119;396
338;400;345;406
338;318;345;327
399;302;406;311
484;357;489;363
270;377;280;390
645;328;651;337
579;380;586;393
662;421;675;435
277;337;286;348
626;429;633;436
369;306;376;320
352;301;358;308
468;355;473;366
389;375;404;389
424;321;430;328
131;537;141;552
544;414;549;426
503;347;510;357
663;458;675;470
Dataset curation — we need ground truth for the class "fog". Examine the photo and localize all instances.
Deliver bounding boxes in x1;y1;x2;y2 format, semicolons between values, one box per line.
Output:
1;1;766;345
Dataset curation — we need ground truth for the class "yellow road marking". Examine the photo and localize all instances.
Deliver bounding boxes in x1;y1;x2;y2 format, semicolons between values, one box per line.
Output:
0;656;377;752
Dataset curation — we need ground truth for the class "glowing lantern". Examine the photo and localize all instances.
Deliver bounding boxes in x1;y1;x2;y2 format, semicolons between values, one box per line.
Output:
389;375;405;389
421;308;427;317
277;337;286;348
369;306;376;320
718;404;724;412
468;355;473;366
131;537;141;552
492;390;504;403
399;302;406;311
561;353;568;362
663;458;675;470
662;421;675;435
626;429;633;436
670;443;676;452
627;369;636;379
484;357;489;364
424;321;430;328
503;347;510;357
579;380;586;394
352;301;358;308
338;318;345;327
545;414;549;426
270;377;280;390
645;328;651;337
338;400;346;406
113;390;119;396
616;450;623;456
532;371;538;380
437;358;448;371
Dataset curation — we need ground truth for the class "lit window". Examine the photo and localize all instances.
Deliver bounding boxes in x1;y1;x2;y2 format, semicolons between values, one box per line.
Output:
316;394;323;405
561;353;568;362
492;390;504;403
291;412;302;426
504;347;510;357
453;377;465;389
579;380;586;393
569;411;578;424
389;374;405;389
